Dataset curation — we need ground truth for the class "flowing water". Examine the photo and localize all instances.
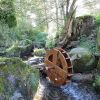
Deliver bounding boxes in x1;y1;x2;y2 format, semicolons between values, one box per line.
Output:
61;82;100;100
34;77;100;100
28;57;100;100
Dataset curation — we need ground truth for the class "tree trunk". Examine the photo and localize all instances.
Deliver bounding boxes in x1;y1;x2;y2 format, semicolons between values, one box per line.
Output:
59;0;77;48
43;0;49;31
54;0;59;32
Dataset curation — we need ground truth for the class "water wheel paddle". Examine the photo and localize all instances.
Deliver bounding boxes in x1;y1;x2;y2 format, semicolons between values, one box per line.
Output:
45;48;73;86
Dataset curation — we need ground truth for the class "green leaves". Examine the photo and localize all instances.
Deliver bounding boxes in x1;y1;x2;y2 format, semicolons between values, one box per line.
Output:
0;0;17;27
95;15;100;26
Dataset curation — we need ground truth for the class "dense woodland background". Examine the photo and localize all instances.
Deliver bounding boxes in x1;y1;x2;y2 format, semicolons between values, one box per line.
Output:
0;0;100;100
0;0;100;50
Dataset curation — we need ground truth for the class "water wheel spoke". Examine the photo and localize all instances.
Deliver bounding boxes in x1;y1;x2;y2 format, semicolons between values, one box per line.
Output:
52;49;58;65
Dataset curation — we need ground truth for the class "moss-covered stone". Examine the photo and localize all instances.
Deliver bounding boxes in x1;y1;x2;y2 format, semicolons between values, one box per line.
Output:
5;43;24;57
0;77;5;93
93;75;100;92
5;41;34;58
0;57;39;99
95;15;100;27
95;27;100;71
34;48;46;57
69;47;95;73
97;59;100;69
78;34;96;53
96;27;100;53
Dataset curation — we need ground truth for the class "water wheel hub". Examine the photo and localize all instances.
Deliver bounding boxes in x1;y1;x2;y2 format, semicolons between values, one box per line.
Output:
45;48;73;86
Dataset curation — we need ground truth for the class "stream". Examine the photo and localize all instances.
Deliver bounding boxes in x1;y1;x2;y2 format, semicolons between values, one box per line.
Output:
61;82;100;100
34;76;100;100
27;57;100;100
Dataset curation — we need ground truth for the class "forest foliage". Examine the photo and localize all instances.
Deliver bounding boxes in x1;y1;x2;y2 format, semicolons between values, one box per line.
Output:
0;0;100;49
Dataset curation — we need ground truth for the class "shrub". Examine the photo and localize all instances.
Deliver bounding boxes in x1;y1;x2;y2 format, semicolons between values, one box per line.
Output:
94;14;100;27
0;0;17;27
34;32;47;47
46;36;56;49
34;48;46;56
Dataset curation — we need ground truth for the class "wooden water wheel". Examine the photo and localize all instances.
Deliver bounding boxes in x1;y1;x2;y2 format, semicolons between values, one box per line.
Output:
45;48;73;86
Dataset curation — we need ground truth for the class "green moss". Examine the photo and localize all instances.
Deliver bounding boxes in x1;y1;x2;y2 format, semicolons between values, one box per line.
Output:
70;47;95;72
95;27;100;62
93;75;100;92
96;27;100;52
79;34;96;53
76;15;93;20
97;59;100;69
0;57;27;74
93;76;100;86
0;77;5;93
0;57;28;81
5;42;29;57
0;0;17;27
0;57;39;98
29;68;39;91
34;48;46;56
20;39;32;46
95;15;100;27
6;43;23;52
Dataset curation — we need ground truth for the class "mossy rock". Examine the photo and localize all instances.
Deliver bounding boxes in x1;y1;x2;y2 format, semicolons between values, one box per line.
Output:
0;57;39;99
19;39;32;47
34;48;46;57
69;47;95;73
97;59;100;69
96;27;100;52
78;34;96;53
6;44;24;57
5;42;34;58
93;75;100;92
95;27;100;67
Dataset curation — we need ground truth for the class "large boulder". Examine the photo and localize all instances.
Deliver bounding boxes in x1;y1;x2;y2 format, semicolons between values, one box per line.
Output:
77;16;96;53
69;47;95;73
75;16;96;36
0;57;39;99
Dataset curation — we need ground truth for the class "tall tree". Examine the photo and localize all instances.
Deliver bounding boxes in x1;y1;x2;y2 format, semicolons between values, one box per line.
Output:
59;0;77;48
